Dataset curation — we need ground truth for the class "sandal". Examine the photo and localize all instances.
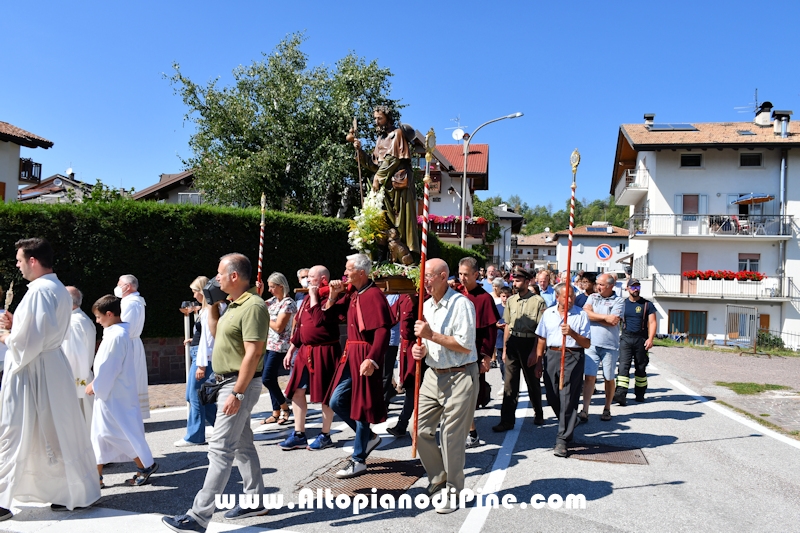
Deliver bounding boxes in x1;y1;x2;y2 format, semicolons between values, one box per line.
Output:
261;412;280;425
578;411;589;424
277;408;292;425
601;409;612;422
127;462;159;486
99;475;105;489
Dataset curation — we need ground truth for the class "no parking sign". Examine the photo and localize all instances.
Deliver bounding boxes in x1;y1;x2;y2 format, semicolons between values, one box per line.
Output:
596;244;613;261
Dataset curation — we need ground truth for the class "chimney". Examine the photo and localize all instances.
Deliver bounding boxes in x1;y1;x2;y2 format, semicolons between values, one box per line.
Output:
772;110;792;138
644;113;655;125
755;101;773;127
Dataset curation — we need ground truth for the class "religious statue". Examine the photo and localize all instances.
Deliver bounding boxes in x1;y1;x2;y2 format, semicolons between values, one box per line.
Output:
348;105;420;262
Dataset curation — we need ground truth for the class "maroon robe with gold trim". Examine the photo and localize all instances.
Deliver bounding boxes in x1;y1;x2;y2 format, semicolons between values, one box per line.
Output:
323;282;391;424
284;285;342;403
466;284;500;358
396;294;422;384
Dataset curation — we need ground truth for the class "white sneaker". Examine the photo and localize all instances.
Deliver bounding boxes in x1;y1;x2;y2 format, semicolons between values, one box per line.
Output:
465;434;480;448
335;458;367;478
365;433;382;456
174;438;205;447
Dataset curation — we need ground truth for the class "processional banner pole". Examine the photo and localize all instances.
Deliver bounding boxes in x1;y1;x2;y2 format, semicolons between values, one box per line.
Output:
560;149;580;390
257;193;266;286
412;128;435;458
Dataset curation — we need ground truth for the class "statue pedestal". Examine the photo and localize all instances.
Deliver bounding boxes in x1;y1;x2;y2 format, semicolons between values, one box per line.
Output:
373;275;417;294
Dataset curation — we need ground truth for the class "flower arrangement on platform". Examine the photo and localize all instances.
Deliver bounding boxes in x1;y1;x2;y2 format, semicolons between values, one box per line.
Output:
370;261;421;290
682;270;765;281
348;189;388;258
416;215;488;225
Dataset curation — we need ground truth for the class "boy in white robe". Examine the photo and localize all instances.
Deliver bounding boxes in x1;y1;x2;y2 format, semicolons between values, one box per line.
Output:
86;295;158;488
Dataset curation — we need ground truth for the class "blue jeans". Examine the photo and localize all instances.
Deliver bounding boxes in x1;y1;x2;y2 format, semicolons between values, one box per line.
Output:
185;347;217;443
328;365;371;463
261;350;287;411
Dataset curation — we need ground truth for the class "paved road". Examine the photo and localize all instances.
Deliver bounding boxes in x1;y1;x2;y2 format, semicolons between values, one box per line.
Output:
2;348;799;533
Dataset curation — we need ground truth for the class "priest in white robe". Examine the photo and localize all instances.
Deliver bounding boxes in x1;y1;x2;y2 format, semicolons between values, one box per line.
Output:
115;274;149;419
62;286;97;433
87;296;155;485
0;238;100;520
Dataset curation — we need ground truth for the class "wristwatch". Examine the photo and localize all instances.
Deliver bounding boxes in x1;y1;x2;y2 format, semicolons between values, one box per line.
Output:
233;392;245;401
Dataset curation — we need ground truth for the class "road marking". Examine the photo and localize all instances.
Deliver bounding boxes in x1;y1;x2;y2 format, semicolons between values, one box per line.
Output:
459;384;531;533
668;379;800;450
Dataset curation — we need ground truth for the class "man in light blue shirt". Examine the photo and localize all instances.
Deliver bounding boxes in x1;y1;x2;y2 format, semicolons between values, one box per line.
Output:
536;270;556;308
480;264;505;293
533;283;590;458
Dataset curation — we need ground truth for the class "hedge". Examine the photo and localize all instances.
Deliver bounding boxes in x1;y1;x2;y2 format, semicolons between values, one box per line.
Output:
0;202;482;337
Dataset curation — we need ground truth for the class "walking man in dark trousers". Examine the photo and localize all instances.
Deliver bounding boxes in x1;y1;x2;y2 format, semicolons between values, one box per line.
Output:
614;278;657;405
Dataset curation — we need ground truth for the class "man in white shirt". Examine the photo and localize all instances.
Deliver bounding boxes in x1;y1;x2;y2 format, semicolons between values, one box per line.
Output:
62;286;97;432
116;274;149;419
0;238;100;520
412;258;477;514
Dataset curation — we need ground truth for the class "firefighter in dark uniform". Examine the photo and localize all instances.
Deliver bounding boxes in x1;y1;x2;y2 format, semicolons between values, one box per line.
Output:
614;278;657;405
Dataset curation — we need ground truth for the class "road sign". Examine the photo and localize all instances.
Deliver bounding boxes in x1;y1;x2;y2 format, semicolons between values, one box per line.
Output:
596;244;613;260
596;261;609;268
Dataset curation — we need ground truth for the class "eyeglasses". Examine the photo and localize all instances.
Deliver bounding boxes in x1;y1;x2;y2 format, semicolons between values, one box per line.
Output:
629;285;641;290
424;273;442;280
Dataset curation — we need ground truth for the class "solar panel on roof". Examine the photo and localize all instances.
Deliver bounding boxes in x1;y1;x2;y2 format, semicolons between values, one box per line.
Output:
736;130;757;136
586;227;607;232
646;123;698;132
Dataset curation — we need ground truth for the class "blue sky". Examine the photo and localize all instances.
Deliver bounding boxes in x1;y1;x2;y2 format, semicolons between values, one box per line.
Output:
2;1;798;210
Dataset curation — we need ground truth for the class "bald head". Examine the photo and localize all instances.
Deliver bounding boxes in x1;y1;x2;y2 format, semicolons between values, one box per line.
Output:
423;258;450;300
66;286;82;309
427;258;449;277
308;265;330;286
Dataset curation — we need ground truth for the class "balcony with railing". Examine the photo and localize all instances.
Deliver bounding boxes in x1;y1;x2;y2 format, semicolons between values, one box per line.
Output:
615;168;650;206
19;158;42;184
653;273;789;300
629;214;793;239
429;221;487;240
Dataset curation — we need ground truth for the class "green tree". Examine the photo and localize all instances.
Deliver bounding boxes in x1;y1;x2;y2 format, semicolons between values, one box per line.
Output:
169;33;402;216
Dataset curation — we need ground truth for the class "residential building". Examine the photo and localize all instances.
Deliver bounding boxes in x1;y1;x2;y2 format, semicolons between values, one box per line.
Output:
610;104;798;346
427;143;489;248
554;222;629;274
18;173;92;203
0;120;53;202
491;204;524;268
512;231;557;270
133;169;202;203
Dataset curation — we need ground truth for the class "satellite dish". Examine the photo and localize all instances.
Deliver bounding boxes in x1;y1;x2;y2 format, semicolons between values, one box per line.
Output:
53;178;63;187
452;128;465;141
544;227;550;233
65;167;73;175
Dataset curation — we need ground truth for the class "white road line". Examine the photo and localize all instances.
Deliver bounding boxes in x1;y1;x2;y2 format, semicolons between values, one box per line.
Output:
668;379;800;450
459;383;531;533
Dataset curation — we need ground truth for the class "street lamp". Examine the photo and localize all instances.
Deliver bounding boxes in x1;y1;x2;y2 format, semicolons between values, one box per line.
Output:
458;112;524;249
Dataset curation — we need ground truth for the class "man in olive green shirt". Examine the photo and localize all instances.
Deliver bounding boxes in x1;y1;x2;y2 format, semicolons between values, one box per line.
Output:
163;253;270;532
493;268;547;432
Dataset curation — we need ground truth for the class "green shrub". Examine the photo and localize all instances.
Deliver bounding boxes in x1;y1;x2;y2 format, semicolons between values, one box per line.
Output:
0;202;479;337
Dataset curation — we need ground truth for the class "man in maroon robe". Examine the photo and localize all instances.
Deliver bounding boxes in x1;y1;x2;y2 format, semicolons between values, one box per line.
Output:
457;257;499;448
386;293;421;438
280;265;342;451
324;253;392;478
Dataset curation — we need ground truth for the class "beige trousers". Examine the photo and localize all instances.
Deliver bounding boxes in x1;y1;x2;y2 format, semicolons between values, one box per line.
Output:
416;363;478;493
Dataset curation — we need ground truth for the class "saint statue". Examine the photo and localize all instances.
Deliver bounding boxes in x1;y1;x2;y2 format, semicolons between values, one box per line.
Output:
350;105;419;262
